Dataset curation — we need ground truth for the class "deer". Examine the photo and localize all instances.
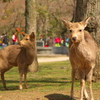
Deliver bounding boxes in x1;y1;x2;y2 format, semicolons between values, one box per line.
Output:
62;17;98;100
0;32;38;90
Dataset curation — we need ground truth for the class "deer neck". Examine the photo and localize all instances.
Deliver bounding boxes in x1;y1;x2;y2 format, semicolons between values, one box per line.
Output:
73;39;86;52
26;46;35;61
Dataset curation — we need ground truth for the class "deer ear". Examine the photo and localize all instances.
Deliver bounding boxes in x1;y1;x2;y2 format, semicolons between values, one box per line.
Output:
62;19;72;29
30;32;35;39
81;17;90;27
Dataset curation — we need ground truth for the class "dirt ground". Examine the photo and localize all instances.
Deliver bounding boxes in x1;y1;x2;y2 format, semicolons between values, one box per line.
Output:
38;55;69;63
0;88;100;100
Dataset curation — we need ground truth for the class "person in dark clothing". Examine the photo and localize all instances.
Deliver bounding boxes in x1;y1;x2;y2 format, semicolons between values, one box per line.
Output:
2;33;8;48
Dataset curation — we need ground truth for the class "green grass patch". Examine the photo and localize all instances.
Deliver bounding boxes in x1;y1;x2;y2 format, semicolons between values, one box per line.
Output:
0;61;100;94
0;61;71;91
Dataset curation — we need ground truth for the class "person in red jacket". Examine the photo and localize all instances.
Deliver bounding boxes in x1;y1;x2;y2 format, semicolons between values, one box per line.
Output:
54;37;61;47
12;33;18;45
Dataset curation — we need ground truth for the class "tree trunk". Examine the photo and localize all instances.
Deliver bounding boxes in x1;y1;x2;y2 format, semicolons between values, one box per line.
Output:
74;0;100;81
74;0;88;22
87;0;100;81
25;0;38;72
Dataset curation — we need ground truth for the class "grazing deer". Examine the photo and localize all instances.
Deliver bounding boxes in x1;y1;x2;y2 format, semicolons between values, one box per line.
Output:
62;17;98;100
0;32;38;90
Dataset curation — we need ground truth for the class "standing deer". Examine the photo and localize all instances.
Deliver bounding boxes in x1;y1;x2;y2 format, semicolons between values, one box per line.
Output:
0;32;38;90
62;17;98;100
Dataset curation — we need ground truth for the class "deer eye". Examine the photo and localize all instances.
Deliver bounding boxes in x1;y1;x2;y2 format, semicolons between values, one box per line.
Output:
69;30;72;33
79;29;82;32
25;39;29;40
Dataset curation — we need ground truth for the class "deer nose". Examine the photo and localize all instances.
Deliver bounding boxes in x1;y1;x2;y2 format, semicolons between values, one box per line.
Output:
72;37;76;41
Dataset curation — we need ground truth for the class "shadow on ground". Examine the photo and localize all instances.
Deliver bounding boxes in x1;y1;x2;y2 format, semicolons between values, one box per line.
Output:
0;77;71;90
45;93;75;100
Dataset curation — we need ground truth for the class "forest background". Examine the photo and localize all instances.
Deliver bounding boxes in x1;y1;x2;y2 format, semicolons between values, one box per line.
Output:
0;0;72;42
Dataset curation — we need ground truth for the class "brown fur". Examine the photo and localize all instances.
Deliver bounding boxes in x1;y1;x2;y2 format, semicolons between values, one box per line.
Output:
62;17;98;100
0;32;37;90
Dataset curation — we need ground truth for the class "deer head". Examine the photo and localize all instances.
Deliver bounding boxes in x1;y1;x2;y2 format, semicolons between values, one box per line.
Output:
62;17;90;43
20;32;35;48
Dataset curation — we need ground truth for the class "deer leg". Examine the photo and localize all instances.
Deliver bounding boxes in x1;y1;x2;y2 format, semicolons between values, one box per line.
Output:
83;84;89;99
80;78;85;100
19;73;23;90
87;69;94;100
70;68;76;99
79;70;86;100
1;72;8;90
87;81;94;100
24;72;28;89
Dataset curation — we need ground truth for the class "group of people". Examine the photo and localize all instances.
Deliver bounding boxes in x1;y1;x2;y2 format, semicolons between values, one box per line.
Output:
0;33;69;49
39;35;54;47
0;33;18;49
54;37;69;47
39;35;69;47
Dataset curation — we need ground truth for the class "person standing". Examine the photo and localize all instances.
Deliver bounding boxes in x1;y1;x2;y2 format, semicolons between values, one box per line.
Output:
12;33;18;45
2;33;8;48
54;37;61;47
47;36;53;47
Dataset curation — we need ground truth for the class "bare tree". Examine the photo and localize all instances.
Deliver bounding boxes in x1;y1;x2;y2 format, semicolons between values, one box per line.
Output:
25;0;38;72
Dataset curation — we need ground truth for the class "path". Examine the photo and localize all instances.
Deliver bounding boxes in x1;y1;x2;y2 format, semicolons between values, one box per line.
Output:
37;54;69;62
